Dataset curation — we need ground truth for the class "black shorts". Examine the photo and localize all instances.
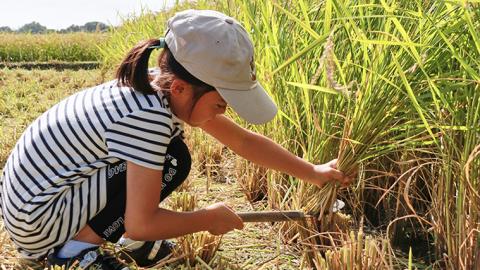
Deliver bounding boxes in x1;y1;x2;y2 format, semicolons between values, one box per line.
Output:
87;136;191;242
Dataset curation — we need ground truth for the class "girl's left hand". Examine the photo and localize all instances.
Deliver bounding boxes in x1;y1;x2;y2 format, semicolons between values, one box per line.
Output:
308;159;353;188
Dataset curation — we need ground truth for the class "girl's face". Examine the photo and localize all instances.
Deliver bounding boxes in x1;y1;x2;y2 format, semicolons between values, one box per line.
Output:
187;91;227;126
169;80;227;126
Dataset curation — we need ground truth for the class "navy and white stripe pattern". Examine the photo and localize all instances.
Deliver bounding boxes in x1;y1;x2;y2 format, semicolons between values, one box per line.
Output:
0;78;183;259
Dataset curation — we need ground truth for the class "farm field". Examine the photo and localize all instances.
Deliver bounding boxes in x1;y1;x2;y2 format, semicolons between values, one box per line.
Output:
0;33;108;62
1;0;479;269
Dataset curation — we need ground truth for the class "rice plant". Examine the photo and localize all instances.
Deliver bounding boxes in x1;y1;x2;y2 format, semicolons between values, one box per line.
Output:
235;159;268;203
309;229;396;270
0;32;107;62
186;126;226;193
98;0;480;268
167;192;222;267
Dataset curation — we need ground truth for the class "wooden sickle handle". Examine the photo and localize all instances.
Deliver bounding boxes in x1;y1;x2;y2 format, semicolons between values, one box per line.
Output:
236;211;309;223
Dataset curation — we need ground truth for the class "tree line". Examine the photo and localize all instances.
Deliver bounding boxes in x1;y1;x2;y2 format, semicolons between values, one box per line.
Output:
0;21;110;34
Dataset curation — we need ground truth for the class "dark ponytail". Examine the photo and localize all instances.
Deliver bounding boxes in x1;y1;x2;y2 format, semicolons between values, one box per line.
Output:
116;39;215;99
116;39;159;94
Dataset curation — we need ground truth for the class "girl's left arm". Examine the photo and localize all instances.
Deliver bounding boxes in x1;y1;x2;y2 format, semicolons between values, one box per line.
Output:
200;115;350;187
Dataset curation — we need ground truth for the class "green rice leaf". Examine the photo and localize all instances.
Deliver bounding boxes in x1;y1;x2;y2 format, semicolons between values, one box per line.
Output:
392;56;437;143
272;34;328;75
286;82;341;95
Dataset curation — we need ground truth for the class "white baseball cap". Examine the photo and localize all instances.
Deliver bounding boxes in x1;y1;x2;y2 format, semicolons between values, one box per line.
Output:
164;9;278;124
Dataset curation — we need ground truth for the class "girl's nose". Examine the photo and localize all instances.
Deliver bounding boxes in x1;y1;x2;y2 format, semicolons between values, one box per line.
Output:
217;105;227;115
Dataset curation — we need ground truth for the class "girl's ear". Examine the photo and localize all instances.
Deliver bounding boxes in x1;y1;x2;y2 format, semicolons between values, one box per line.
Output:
170;78;185;96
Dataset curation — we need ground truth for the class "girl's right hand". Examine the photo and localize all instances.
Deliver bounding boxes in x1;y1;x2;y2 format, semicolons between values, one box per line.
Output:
205;202;244;235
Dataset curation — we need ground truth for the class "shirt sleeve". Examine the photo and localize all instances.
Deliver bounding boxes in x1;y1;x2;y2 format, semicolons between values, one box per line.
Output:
105;107;173;170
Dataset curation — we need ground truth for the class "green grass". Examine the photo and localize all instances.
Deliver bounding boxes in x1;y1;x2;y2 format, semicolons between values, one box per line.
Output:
0;33;109;62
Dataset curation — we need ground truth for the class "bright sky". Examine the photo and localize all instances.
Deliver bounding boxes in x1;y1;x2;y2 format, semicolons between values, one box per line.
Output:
0;0;176;30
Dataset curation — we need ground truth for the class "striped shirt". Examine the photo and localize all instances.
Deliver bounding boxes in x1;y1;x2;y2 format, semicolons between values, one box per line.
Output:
0;75;183;259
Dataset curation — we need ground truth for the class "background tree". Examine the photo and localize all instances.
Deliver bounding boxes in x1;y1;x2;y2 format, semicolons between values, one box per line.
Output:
0;26;13;33
17;22;47;34
83;21;109;32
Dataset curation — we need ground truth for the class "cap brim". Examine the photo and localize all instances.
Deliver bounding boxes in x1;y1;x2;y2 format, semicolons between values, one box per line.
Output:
217;83;277;125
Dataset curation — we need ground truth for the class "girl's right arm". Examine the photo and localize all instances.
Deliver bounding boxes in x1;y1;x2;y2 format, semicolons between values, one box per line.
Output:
124;161;244;241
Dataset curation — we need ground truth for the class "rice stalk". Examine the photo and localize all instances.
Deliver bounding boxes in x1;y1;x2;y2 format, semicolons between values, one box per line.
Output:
300;220;395;269
235;159;268;203
186;127;225;192
172;233;221;267
167;192;222;267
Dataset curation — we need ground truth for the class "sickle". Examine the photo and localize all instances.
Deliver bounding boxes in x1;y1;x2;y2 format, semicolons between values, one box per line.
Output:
236;199;345;223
